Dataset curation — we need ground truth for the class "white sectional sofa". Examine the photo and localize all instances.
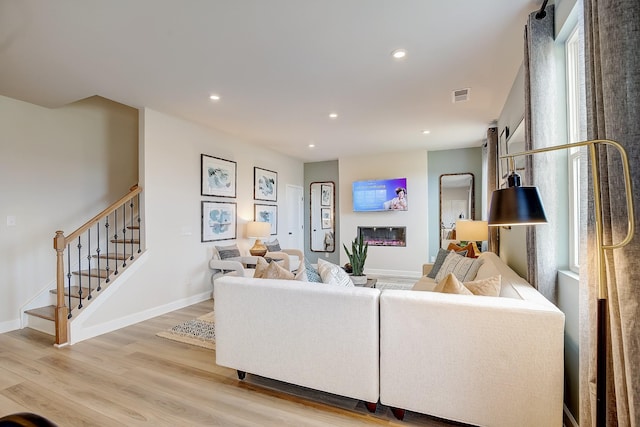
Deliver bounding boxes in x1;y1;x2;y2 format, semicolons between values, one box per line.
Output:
380;251;565;426
214;276;381;411
213;252;565;426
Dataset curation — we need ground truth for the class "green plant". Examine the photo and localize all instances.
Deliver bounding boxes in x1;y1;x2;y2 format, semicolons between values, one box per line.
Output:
343;236;368;276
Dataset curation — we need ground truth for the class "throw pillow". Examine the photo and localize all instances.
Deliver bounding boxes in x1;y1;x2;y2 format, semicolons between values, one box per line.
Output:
447;242;476;258
253;257;270;278
317;259;353;287
426;248;451;279
303;258;322;283
262;260;295;280
265;239;281;252
464;274;502;297
435;251;482;283
433;273;473;295
215;244;241;260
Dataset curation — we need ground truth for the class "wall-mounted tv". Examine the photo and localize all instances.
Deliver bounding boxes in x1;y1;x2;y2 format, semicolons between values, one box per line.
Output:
352;177;407;212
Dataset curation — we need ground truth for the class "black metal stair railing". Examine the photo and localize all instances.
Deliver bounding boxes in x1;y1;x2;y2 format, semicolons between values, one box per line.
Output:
53;184;143;345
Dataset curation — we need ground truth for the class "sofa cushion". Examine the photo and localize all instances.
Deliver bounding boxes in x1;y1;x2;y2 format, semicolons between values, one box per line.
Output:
262;260;295;280
317;258;353;287
433;273;473;295
435;251;482;283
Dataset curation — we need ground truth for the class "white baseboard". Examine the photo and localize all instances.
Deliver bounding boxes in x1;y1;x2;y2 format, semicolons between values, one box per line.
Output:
70;290;212;344
0;318;21;334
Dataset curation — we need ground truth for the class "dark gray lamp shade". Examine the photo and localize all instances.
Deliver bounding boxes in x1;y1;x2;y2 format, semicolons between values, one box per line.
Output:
488;186;548;226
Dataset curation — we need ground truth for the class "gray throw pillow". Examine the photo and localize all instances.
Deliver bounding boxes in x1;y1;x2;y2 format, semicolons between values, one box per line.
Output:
427;249;452;279
265;239;281;252
215;244;241;260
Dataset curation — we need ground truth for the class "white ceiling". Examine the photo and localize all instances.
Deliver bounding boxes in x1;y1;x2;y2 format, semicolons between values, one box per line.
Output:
0;0;538;162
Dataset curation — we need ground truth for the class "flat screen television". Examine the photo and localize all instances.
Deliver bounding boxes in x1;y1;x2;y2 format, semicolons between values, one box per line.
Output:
352;177;407;212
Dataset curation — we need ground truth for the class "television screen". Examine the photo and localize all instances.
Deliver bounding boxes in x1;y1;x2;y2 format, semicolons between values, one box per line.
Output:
352;177;407;211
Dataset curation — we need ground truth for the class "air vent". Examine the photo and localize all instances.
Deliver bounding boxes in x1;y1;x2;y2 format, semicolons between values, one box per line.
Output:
452;88;471;103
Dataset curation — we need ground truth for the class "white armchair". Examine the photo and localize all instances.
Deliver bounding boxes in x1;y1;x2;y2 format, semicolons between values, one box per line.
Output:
264;248;304;272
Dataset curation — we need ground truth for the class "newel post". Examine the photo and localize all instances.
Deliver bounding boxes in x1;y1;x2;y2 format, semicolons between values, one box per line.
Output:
53;231;69;345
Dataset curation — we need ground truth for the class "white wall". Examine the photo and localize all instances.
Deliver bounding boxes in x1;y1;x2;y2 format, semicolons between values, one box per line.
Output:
0;95;138;332
338;149;428;277
74;108;304;334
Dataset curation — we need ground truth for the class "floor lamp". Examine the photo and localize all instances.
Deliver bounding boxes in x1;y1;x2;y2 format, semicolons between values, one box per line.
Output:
488;139;634;427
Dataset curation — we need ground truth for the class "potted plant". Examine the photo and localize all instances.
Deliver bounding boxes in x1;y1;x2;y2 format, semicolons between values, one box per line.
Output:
343;236;369;285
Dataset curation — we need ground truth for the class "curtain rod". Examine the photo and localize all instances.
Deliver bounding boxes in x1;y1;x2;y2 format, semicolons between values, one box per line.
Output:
535;0;549;19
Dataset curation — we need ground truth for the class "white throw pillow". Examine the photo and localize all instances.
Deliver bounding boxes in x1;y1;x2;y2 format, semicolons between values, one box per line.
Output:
317;259;353;287
435;251;482;283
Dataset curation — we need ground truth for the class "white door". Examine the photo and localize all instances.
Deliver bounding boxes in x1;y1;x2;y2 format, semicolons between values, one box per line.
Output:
286;185;304;250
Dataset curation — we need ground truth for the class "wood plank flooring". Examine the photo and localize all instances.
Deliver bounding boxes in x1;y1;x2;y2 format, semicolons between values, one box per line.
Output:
0;300;461;427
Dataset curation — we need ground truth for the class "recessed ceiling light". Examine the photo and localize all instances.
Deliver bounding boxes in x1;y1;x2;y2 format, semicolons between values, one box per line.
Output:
391;49;407;59
308;144;315;148
329;113;338;119
422;130;431;135
209;94;221;101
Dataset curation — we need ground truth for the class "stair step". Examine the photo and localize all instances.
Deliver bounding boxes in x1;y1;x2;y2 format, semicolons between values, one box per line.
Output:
93;253;132;260
110;239;139;244
50;286;91;299
25;305;55;321
127;225;140;230
72;269;109;279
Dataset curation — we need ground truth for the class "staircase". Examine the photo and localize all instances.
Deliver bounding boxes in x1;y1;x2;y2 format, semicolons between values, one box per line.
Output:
24;185;144;345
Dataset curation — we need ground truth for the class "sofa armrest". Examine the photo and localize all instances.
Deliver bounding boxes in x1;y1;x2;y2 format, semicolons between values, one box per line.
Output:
422;263;434;276
379;290;565;427
264;249;303;271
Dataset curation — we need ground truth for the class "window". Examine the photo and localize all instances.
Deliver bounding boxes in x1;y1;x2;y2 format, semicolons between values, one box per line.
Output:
565;25;585;273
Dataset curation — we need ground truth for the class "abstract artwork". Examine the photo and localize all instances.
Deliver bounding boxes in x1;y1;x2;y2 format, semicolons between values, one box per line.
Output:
254;203;277;235
201;154;237;197
202;201;236;242
254;167;277;202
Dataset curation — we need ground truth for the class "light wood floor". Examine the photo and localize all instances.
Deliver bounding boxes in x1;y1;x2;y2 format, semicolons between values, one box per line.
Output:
0;300;461;427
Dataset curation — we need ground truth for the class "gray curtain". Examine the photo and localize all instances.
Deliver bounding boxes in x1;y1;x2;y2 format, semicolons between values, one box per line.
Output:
581;0;640;425
485;127;500;253
523;5;562;303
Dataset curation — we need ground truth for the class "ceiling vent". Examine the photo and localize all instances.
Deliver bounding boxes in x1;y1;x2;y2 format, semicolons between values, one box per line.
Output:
452;88;471;103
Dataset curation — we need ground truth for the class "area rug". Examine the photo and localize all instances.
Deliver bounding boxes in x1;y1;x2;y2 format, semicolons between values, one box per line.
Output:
375;277;416;290
156;311;216;350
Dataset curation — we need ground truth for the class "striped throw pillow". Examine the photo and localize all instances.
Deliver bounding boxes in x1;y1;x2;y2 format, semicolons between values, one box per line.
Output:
435;251;482;283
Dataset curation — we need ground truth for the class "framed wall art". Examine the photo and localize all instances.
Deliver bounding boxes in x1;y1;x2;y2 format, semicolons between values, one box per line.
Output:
201;154;237;198
202;201;237;242
254;167;277;202
254;203;277;235
321;207;332;229
321;184;332;206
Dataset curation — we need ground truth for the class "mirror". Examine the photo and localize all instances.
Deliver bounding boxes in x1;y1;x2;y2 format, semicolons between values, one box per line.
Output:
439;173;475;249
310;181;335;252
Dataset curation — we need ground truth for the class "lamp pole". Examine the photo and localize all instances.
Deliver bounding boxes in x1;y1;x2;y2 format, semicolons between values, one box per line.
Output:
492;139;634;426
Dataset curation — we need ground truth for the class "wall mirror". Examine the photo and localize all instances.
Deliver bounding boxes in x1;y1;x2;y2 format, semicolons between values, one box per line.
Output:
310;181;335;252
439;173;475;249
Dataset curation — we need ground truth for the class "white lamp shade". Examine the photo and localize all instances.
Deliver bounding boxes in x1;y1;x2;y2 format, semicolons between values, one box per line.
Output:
456;220;488;241
246;221;270;238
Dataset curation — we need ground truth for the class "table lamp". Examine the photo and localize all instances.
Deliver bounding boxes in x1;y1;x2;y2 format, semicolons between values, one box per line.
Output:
455;220;488;255
488;139;634;427
246;221;271;256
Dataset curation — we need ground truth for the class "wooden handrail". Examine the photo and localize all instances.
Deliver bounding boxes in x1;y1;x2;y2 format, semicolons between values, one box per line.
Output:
61;185;142;245
52;184;142;345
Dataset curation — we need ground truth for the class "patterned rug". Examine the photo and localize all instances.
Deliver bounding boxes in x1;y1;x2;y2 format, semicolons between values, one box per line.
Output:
157;311;216;350
375;277;416;290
